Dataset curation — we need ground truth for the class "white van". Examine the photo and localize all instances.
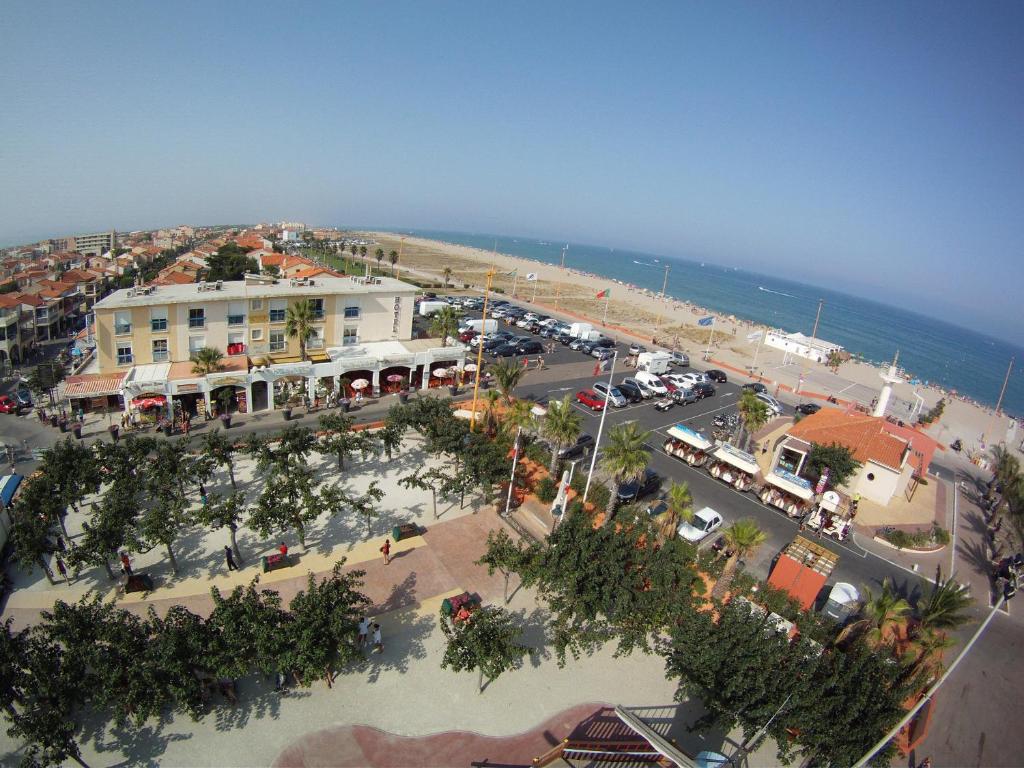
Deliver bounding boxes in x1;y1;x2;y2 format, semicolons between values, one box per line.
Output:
634;371;668;395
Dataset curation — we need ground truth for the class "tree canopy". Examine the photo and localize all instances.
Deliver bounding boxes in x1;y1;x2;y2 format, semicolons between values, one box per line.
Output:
204;242;258;282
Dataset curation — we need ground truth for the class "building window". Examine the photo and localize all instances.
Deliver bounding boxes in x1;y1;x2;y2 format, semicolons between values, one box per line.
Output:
250;298;263;311
152;339;169;362
308;328;325;350
251;328;264;341
188;336;206;354
227;302;245;326
269;330;286;352
310;297;325;320
269;299;286;323
188;308;205;329
344;305;360;319
115;311;132;335
116;342;133;365
227;332;245;356
342;326;358;346
150;308;167;332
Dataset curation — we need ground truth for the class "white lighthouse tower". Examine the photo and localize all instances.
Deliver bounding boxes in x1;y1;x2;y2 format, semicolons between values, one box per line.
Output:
873;351;902;418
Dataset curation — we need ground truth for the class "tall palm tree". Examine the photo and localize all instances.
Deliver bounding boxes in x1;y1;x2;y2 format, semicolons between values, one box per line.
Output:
349;243;358;261
598;422;651;521
917;572;972;633
388;249;399;276
190;346;225;376
375;247;384;267
491;359;525;404
541;396;582;474
285;299;317;362
503;398;535;436
711;519;767;599
736;390;769;449
360;245;368;261
481;389;502;437
654;481;693;541
986;445;1019;500
838;579;911;648
430;306;460;346
443;267;453;287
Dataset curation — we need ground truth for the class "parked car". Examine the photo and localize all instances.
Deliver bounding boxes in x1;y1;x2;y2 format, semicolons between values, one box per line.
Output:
693;382;716;399
490;343;519;357
633;371;668;395
593;382;627;407
557;331;575;345
658;376;678;393
706;369;728;383
0;395;21;414
678;507;724;543
458;329;478;343
671;386;699;405
557;433;595;458
755;392;784;415
616;381;645;403
628;343;647;356
592;347;614;361
621;376;654;399
593;337;616;349
14;389;32;408
576;389;606;410
516;340;544;355
742;382;768;394
795;402;821;415
569;338;588;351
617;469;661;503
670;351;690;367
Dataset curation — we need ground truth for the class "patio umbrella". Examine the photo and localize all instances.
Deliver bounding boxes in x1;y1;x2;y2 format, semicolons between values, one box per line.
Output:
350;379;370;390
431;368;449;378
463;363;478;372
531;404;547;416
386;373;406;383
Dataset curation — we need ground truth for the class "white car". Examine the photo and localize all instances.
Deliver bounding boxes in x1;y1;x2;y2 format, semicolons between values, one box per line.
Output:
593;382;627;407
756;392;784;416
678;507;724;543
677;371;708;387
663;373;691;389
523;312;539;322
633;371;668;395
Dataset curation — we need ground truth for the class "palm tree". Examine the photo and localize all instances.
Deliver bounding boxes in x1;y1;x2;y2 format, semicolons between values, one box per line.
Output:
285;299;317;362
190;346;225;376
710;519;767;599
349;243;358;262
986;445;1019;500
389;249;399;276
826;350;843;372
917;572;972;633
598;422;651;520
481;389;502;437
654;481;694;541
491;359;524;404
430;306;460;346
736;390;770;449
503;398;535;439
443;267;453;287
375;247;384;268
541;396;582;474
360;245;368;262
838;579;911;648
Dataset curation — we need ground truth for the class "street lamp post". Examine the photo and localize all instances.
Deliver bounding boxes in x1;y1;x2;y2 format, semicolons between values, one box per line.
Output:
503;426;523;517
582;350;618;505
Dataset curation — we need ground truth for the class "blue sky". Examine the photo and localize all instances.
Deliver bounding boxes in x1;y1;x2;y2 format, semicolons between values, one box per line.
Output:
1;1;1022;340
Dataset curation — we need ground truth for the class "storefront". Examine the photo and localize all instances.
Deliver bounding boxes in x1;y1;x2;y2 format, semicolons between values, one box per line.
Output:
662;424;714;467
62;372;126;414
122;363;171;419
207;373;250;414
760;468;815;518
707;443;759;492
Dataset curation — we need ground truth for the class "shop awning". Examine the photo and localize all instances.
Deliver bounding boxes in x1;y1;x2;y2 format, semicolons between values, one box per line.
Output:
131;395;167;409
125;363;171;390
667;424;713;451
711;443;759;475
765;469;814;500
62;372;126;399
0;474;23;508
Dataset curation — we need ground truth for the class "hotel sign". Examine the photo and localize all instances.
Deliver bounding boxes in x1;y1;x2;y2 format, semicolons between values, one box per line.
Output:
393;297;402;334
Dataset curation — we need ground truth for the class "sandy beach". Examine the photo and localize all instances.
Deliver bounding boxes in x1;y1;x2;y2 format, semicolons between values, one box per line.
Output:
363;232;1022;467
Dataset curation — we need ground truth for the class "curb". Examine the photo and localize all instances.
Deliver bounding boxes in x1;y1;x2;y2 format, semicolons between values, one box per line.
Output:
871;535;946;554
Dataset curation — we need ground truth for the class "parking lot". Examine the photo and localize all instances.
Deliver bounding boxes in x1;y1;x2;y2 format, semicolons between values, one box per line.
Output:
418;294;931;599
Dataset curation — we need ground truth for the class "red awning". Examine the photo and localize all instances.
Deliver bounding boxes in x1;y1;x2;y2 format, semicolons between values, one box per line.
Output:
131;395;167;409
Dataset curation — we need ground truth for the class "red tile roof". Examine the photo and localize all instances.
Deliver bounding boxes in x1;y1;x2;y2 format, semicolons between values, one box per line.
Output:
787;410;909;471
62;372;126;398
149;271;196;286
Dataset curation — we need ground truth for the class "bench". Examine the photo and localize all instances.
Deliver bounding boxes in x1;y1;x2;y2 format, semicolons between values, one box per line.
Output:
392;522;420;542
262;553;293;573
441;591;481;617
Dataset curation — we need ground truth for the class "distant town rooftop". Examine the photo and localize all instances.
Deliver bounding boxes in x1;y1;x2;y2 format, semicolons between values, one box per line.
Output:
94;274;419;309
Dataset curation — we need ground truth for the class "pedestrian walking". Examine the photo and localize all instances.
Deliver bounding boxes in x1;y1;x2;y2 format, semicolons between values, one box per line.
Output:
119;551;133;577
357;616;370;648
279;542;289;558
224;546;238;571
380;538;391;565
201;492;208;507
536;356;545;370
55;556;70;584
372;623;383;653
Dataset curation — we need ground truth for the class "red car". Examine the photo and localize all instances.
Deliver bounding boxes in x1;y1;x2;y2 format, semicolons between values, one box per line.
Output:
576;389;606;410
659;376;678;393
0;395;19;414
458;329;478;343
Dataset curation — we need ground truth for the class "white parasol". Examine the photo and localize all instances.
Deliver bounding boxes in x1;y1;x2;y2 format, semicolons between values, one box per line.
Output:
350;379;370;390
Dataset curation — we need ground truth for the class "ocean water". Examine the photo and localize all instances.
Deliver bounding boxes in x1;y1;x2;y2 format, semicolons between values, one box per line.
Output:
394;228;1024;418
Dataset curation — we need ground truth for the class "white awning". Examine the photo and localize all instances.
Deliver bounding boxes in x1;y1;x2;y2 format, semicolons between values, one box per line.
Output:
124;363;171;391
667;424;713;451
765;470;814;500
711;443;759;475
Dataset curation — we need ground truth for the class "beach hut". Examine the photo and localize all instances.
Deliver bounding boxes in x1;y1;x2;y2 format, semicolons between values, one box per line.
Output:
662;424;714;467
707;443;759;492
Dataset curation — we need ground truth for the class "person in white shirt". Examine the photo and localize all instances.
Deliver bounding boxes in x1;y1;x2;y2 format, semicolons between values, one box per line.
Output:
357;617;370;648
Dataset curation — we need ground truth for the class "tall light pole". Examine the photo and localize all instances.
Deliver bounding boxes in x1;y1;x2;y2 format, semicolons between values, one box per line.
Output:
583;350;618;505
469;266;496;432
503;425;523;517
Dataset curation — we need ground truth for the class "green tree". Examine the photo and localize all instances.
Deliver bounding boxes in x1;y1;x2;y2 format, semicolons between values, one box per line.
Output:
476;528;536;604
916;571;973;633
206;580;289;680
139;470;189;575
541;395;582;474
249;465;324;550
653;481;694;541
490;359;525;404
347;482;386;537
193;491;247;563
826;350;843;372
442;266;452;287
205;242;258;281
429;305;460;346
374;247;384;267
710;519;767;600
986;444;1018;500
41;439;101;518
838;578;911;648
598;422;651;520
190;346;225;376
317;412;376;471
440;605;530;693
388;249;399;275
0;618;28;719
8;497;58;585
285;299;317;362
283;561;371;688
68;492;138;581
803;443;862;488
736;389;770;450
349;243;358;260
202;429;239;491
144;605;211;720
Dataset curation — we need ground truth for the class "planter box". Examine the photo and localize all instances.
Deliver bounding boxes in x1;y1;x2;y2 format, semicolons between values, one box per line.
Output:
282;408;292;421
262;553;293;573
125;574;154;593
441;591;480;617
392;523;420;541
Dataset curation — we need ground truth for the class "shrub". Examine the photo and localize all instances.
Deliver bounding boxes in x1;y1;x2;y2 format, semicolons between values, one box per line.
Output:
523;441;552;468
932;525;951;545
493;287;505;294
588;483;611;512
881;525;949;549
696;548;726;578
535;475;558;503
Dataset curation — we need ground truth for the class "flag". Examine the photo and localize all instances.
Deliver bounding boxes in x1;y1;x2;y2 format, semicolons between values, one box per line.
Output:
593;361;601;376
698;316;714;327
596;288;610;299
599;356;611;371
526;272;538;281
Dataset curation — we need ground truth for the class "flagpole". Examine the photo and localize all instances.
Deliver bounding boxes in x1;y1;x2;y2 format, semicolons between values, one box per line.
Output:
583;350;618;506
469;266;496;432
531;276;538;303
602;291;610;326
704;318;716;360
511;271;519;298
751;328;765;376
